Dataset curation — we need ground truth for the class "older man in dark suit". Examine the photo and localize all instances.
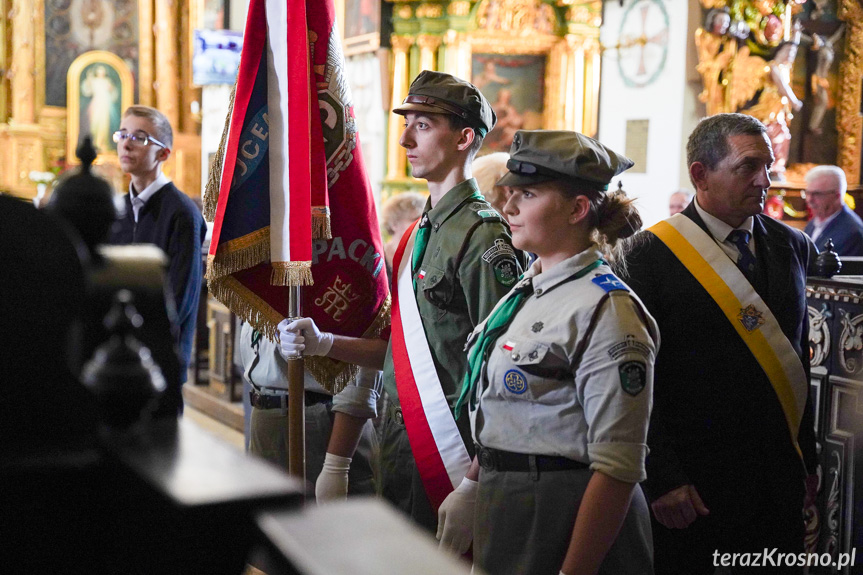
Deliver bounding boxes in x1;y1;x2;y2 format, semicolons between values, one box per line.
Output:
622;113;818;574
803;165;863;256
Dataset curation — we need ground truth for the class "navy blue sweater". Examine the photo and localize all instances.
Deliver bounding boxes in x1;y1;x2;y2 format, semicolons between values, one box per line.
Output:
110;182;206;382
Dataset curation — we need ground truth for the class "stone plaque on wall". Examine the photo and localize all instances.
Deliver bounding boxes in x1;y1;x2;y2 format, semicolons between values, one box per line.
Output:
625;119;649;174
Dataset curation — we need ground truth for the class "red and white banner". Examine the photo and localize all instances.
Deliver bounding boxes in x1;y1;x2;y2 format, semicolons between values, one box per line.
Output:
390;221;472;510
204;0;390;391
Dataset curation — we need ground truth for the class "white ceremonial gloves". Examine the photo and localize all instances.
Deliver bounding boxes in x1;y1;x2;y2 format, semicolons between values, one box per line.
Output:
436;477;478;555
277;317;334;360
315;452;351;504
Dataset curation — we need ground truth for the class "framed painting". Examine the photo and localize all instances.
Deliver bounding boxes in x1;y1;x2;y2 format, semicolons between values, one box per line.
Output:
66;51;134;163
471;53;547;153
343;0;381;56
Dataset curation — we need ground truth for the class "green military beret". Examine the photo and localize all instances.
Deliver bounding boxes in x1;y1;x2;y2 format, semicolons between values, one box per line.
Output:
497;130;634;190
392;70;497;137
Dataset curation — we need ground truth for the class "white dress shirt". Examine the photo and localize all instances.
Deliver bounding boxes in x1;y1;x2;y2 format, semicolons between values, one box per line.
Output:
130;171;170;223
693;198;756;261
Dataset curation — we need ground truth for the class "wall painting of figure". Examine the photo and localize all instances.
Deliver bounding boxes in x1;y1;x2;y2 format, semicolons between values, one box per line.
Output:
67;51;134;162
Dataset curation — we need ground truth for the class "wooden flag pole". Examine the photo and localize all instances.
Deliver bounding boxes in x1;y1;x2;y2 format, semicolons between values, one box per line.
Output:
287;286;306;484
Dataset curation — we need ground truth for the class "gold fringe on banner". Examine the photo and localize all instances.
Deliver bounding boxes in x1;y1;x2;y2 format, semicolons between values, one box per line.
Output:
312;206;332;240
305;294;392;394
270;261;314;287
205;228;271;281
203;83;237;222
208;275;284;342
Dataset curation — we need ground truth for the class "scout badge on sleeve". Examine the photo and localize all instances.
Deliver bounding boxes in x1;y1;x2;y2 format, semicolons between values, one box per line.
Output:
619;361;647;396
482;239;518;287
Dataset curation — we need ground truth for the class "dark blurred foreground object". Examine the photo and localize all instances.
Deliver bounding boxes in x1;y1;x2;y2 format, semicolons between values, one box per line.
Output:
813;238;842;278
81;289;167;429
0;197;475;574
46;136;115;257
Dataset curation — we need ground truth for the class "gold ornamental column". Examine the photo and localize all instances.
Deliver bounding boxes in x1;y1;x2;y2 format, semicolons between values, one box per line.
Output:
442;30;471;80
582;37;601;138
138;0;156;107
386;35;413;181
837;0;863;185
560;36;585;135
416;34;442;74
154;0;181;130
9;0;36;124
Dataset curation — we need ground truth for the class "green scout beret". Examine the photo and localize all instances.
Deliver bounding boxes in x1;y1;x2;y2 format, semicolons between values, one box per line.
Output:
393;70;497;137
497;130;634;190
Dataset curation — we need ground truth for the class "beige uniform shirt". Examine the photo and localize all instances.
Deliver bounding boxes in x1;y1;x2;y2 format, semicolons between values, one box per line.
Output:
469;247;659;483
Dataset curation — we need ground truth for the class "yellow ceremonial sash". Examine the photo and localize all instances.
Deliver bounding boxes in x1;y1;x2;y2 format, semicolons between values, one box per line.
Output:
649;214;807;460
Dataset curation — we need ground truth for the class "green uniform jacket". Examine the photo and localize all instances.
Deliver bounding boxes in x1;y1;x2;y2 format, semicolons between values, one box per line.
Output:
383;179;523;429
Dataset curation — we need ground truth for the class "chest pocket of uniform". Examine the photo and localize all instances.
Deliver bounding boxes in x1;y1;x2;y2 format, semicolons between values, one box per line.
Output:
421;264;455;312
509;341;571;380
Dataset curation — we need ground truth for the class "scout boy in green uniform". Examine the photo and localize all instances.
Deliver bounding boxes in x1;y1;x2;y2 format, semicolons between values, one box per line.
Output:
278;71;523;552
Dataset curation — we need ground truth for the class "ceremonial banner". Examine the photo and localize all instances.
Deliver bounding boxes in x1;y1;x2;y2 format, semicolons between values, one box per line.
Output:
204;0;390;391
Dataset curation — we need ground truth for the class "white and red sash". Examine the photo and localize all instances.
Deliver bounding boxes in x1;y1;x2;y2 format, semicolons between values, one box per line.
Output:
390;219;472;510
649;214;808;459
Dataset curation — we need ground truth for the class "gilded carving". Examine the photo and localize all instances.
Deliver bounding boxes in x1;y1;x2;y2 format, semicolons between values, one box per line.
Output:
390;35;415;52
565;1;601;27
836;0;862;185
448;1;471;16
415;3;443;19
476;0;557;36
693;1;804;178
416;34;443;52
395;5;414;20
699;0;728;8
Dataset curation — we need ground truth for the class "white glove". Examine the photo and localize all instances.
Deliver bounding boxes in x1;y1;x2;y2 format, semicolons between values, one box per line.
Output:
277;317;334;359
436;477;478;554
315;452;351;504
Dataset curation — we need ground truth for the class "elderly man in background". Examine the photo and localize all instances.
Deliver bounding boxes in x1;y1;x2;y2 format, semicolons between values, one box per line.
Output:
668;189;694;216
803;165;863;256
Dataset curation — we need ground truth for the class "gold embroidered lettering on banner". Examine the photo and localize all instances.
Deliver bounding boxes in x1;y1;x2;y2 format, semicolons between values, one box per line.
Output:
315;276;361;321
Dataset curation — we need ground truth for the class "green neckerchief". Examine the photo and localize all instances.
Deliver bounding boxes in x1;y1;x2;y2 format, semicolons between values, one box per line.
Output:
412;188;484;292
453;258;604;417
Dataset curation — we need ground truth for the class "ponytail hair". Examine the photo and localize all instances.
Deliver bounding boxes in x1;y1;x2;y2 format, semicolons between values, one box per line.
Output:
594;185;641;245
555;180;642;264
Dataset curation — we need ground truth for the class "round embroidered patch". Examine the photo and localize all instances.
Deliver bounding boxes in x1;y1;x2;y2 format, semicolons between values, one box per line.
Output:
494;258;518;286
504;369;527;394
